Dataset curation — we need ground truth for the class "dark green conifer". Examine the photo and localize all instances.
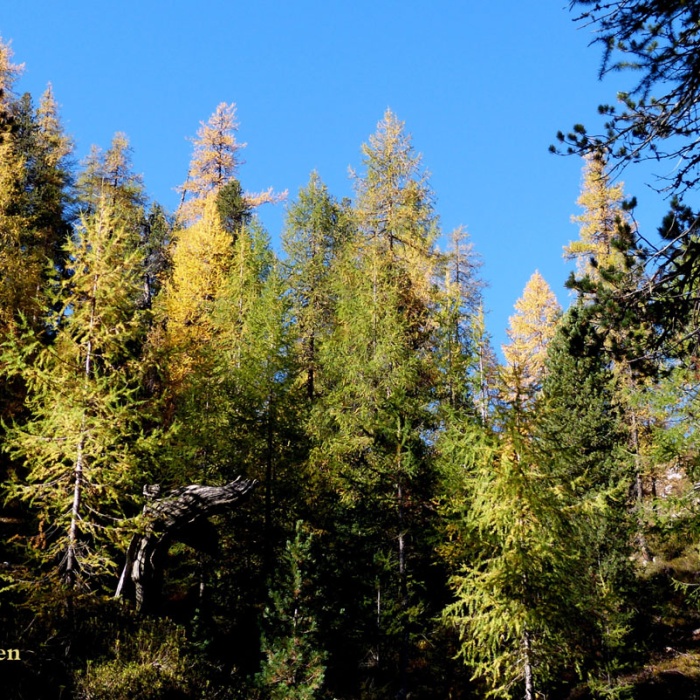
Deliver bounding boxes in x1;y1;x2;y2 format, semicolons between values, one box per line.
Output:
256;521;326;700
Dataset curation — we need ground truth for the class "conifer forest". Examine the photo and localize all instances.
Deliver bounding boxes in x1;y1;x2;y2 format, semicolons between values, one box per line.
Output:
6;2;700;698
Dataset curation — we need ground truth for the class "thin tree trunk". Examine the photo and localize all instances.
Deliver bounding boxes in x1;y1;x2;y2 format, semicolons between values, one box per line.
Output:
397;478;408;699
478;341;488;423
375;579;381;670
629;396;652;562
66;250;99;583
523;630;534;700
396;421;409;699
307;331;315;401
263;395;274;578
65;425;85;582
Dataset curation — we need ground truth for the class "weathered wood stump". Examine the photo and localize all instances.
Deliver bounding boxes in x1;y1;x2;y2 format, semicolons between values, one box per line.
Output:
115;477;256;612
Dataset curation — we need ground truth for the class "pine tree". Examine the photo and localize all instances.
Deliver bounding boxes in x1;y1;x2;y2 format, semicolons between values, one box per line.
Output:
2;200;151;586
174;217;301;491
472;304;500;424
441;420;590;700
441;310;627;700
151;214;307;679
177;103;283;226
177;103;244;224
140;202;172;310
0;37;22;119
154;195;235;404
24;85;74;274
0;98;40;334
538;306;626;495
352;108;437;303
0;50;74;337
77;132;145;229
536;305;635;687
0;53;74;456
564;158;661;561
434;226;484;414
75;132;175;320
256;521;326;700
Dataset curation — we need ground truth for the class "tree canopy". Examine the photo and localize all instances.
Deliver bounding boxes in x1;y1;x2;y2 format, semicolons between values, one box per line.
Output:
3;24;700;700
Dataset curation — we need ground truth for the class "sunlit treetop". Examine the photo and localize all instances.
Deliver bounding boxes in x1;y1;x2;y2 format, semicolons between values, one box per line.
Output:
501;270;562;407
77;132;145;222
0;37;23;109
564;150;632;282
183;103;243;198
352;108;436;255
36;83;73;167
178;102;284;225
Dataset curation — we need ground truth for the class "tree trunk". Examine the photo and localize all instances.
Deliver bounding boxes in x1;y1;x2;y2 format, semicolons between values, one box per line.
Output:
65;429;84;584
66;263;98;585
396;422;409;700
629;401;652;562
523;630;534;700
115;477;256;612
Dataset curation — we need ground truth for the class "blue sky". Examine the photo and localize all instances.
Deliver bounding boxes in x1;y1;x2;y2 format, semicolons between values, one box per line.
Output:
2;1;670;354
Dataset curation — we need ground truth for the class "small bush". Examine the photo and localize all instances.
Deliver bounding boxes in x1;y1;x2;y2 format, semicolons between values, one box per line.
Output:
74;619;191;700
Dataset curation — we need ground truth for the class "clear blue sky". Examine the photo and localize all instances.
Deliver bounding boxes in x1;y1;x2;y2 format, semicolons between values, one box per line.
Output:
2;1;669;354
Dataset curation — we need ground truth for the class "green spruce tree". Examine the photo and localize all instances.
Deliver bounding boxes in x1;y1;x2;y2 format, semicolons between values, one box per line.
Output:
537;305;635;688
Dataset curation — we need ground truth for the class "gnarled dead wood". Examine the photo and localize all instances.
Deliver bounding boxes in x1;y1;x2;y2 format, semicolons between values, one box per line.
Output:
115;477;256;612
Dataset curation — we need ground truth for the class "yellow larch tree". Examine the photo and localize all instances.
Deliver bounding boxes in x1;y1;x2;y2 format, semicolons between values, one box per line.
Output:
0;44;73;336
177;102;244;222
352;108;438;304
564;150;632;282
77;132;145;227
36;83;73;166
0;38;30;333
177;102;284;225
156;194;234;395
501;270;561;408
0;131;34;333
0;37;22;110
155;102;288;417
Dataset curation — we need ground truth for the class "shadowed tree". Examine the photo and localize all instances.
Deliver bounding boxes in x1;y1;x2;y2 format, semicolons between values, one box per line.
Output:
283;171;352;401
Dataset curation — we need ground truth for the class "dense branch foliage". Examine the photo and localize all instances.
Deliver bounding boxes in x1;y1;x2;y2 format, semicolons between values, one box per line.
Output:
557;0;700;197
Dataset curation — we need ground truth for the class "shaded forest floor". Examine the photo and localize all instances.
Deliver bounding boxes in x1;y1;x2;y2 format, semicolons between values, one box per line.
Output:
566;549;700;700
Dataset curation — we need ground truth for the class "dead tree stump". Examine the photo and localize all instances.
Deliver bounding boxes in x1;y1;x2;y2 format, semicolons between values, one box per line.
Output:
115;477;256;612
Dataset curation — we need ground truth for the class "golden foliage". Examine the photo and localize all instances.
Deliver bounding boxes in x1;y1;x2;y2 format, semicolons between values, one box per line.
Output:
0;36;23;105
353;109;438;304
501;270;561;405
244;186;287;209
0;130;42;333
36;84;73;167
177;102;285;224
156;194;235;391
564;151;631;280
